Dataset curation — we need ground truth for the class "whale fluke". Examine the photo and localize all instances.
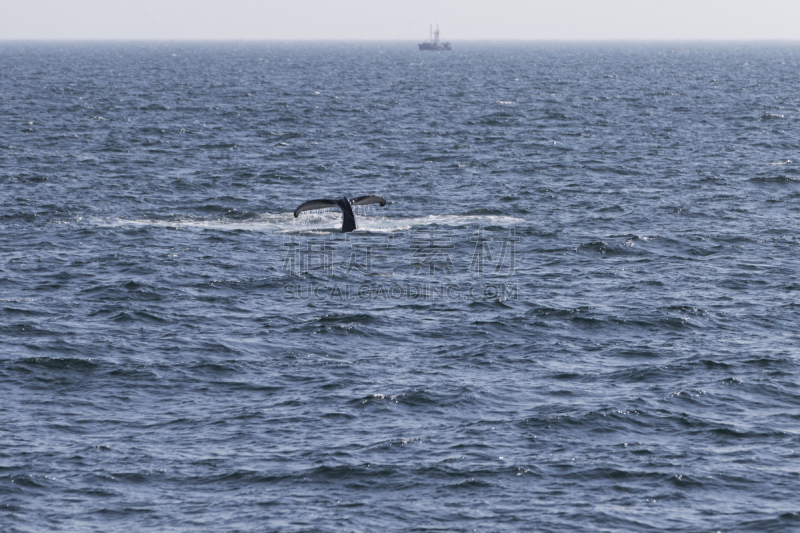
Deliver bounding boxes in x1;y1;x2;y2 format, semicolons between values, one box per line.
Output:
350;195;387;207
293;199;340;217
293;195;387;233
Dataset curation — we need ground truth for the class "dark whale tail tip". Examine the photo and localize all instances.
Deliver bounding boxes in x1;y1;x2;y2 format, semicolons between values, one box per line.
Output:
293;195;387;233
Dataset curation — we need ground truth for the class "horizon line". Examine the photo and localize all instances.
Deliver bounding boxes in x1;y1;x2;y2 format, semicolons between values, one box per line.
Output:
3;38;800;43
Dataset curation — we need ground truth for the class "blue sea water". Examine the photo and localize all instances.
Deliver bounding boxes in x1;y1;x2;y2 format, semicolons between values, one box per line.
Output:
1;41;800;531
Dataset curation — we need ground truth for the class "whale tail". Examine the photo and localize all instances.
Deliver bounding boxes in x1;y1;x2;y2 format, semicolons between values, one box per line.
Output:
293;195;387;233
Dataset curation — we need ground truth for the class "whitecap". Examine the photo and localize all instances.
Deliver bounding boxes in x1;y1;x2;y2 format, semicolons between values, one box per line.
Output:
101;212;526;234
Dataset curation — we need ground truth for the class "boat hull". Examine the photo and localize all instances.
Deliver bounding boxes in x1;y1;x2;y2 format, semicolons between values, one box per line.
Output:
418;43;451;51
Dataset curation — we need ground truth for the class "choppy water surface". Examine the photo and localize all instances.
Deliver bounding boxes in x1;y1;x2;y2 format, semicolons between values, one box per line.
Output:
1;42;800;532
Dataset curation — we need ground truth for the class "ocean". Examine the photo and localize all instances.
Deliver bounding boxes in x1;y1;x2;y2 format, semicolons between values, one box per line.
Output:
1;41;799;531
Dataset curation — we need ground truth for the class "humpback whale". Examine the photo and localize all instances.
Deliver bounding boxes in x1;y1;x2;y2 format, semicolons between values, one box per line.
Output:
293;195;387;233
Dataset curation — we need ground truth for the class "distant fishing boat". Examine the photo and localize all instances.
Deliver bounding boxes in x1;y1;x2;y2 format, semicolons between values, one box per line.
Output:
418;25;451;51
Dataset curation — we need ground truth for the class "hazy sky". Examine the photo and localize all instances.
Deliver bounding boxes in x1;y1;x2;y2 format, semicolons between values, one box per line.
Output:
2;0;800;41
